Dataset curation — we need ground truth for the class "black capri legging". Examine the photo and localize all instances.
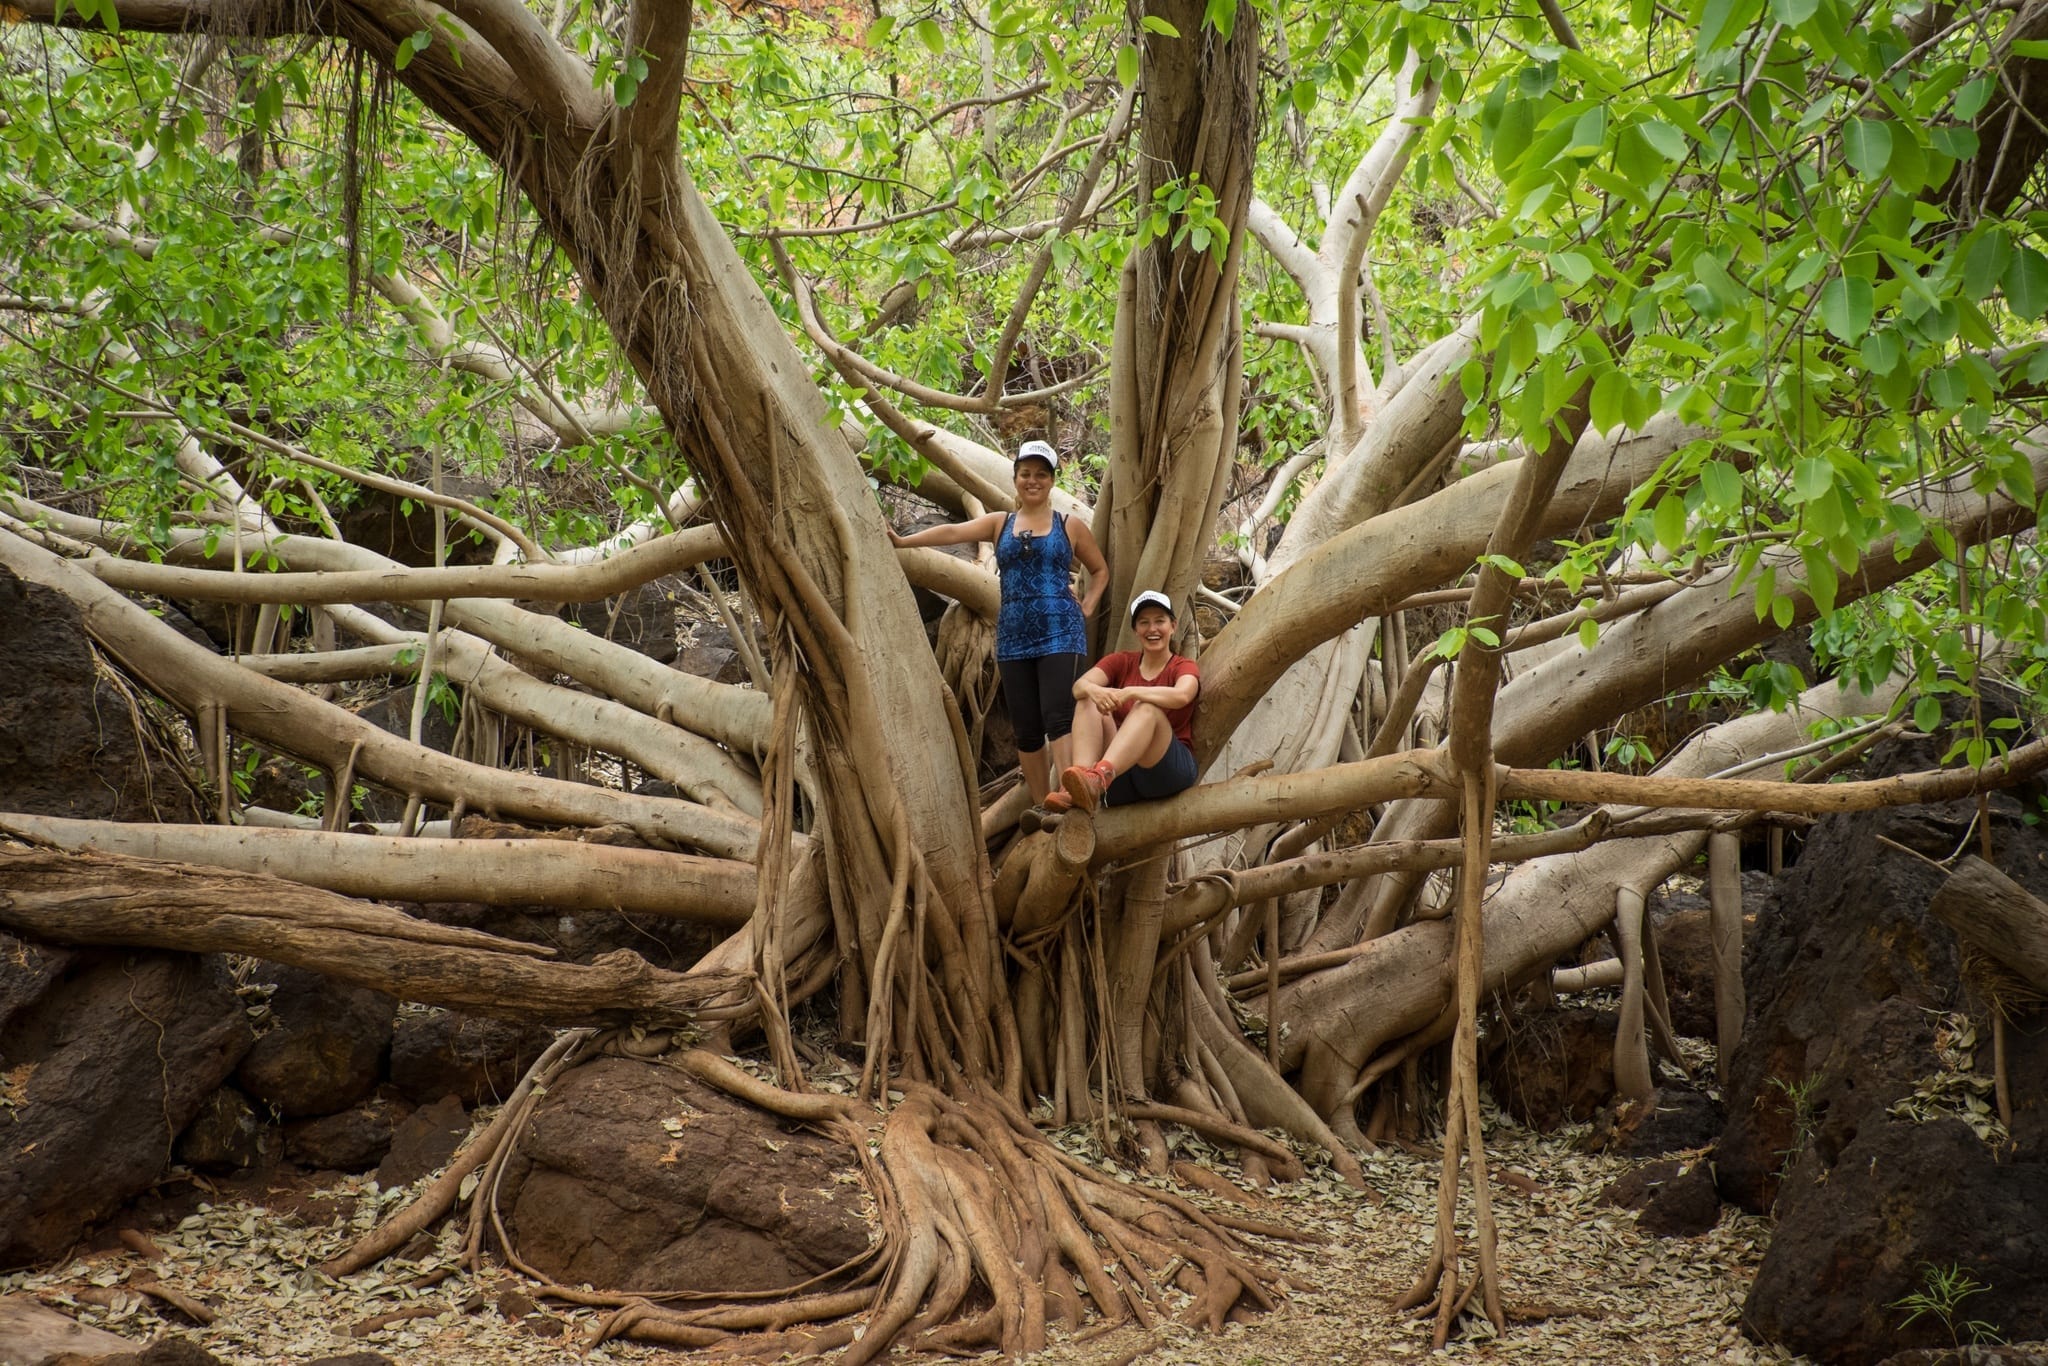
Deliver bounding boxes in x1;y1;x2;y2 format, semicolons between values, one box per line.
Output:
998;653;1086;753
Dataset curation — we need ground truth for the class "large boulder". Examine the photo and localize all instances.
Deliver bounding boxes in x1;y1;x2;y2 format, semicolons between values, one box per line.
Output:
564;581;680;665
173;1085;278;1174
1716;722;2048;1214
1744;1116;2048;1364
375;1094;470;1189
1480;1004;1617;1130
0;565;200;824
496;1055;871;1292
234;964;394;1119
284;1093;411;1172
389;1008;553;1107
0;937;253;1267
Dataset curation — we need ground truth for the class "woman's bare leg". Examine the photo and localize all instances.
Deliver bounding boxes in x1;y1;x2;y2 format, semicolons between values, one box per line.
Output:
1070;700;1113;768
1100;704;1173;775
1018;746;1051;802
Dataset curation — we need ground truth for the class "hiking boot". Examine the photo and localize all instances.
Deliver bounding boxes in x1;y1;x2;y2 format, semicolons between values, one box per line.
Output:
1060;761;1115;812
1040;788;1075;813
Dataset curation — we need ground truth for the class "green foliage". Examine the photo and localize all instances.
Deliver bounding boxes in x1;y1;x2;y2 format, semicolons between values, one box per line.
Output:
1891;1263;2002;1348
4;0;2048;734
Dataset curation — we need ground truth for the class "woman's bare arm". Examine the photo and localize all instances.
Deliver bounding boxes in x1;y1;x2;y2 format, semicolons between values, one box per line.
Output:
887;511;1006;549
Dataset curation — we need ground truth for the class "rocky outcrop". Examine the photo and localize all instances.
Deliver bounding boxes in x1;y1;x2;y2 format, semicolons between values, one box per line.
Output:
389;1008;553;1107
234;964;394;1120
0;565;199;824
496;1055;871;1292
1717;734;2048;1214
1480;1005;1617;1130
1744;1118;2048;1364
1723;708;2048;1364
0;937;252;1267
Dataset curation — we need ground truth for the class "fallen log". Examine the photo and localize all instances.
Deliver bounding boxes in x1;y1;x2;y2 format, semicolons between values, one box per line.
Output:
0;813;757;926
0;844;728;1026
1930;855;2048;995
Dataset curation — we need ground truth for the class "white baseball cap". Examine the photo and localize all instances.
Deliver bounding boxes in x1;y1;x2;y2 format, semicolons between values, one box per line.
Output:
1015;439;1059;470
1129;590;1175;624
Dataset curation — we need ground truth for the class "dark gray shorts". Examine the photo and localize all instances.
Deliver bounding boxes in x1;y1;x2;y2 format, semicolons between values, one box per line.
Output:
1105;738;1198;807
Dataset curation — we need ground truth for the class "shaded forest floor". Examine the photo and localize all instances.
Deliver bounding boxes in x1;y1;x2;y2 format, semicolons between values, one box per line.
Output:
3;1106;1807;1365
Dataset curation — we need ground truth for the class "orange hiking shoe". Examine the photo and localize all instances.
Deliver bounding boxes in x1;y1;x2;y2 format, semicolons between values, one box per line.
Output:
1060;761;1115;812
1040;788;1075;813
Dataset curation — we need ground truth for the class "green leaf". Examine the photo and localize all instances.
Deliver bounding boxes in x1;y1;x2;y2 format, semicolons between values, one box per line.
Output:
2005;247;2048;319
394;30;431;71
1961;229;2012;301
1653;492;1688;550
1769;0;1817;21
2010;39;2048;58
1914;694;1943;733
915;18;945;54
862;15;895;42
1116;43;1140;87
1289;79;1317;114
1793;456;1836;501
1700;459;1743;509
1860;329;1902;375
1771;593;1796;629
1140;14;1181;35
1637;119;1687;161
1578;618;1601;650
1842;119;1894;179
1819;276;1874;342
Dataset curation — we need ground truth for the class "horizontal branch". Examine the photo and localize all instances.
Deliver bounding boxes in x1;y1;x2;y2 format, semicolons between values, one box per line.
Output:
82;525;726;604
0;527;766;859
0;812;757;926
0;844;725;1027
1161;813;1610;940
1494;736;2048;814
1088;749;1453;863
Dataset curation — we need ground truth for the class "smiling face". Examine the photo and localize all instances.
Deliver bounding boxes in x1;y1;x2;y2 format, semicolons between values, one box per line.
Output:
1132;604;1175;653
1012;457;1055;506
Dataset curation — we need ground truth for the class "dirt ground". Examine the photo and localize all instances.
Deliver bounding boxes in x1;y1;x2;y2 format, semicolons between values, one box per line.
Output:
2;1101;1809;1366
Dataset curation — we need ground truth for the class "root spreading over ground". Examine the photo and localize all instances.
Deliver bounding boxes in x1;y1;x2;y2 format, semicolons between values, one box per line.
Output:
4;1105;1807;1365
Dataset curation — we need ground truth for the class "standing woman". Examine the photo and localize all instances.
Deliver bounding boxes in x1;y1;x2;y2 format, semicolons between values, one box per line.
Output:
887;439;1108;801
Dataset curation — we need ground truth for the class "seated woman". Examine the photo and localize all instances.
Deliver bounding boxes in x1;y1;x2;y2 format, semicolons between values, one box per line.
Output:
1047;591;1200;812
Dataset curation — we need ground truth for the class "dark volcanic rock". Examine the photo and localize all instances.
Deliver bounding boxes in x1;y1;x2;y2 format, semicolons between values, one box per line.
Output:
1584;1086;1726;1157
497;1055;871;1292
173;1085;277;1173
1601;1155;1723;1237
375;1094;470;1189
0;941;253;1267
1480;1005;1617;1130
389;1009;554;1107
0;565;201;823
675;621;748;685
1652;871;1775;1040
1878;1349;2048;1366
566;580;680;664
1744;1119;2048;1364
284;1093;411;1172
234;964;394;1119
407;900;719;972
1716;720;2048;1215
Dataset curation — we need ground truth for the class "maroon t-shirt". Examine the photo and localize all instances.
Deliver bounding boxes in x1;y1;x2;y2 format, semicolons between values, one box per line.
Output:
1095;651;1200;747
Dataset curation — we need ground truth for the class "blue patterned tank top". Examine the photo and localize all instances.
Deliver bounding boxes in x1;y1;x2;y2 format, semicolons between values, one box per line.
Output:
994;511;1088;662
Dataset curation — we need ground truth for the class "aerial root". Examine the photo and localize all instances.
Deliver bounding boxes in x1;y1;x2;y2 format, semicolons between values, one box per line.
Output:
323;1034;1288;1359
